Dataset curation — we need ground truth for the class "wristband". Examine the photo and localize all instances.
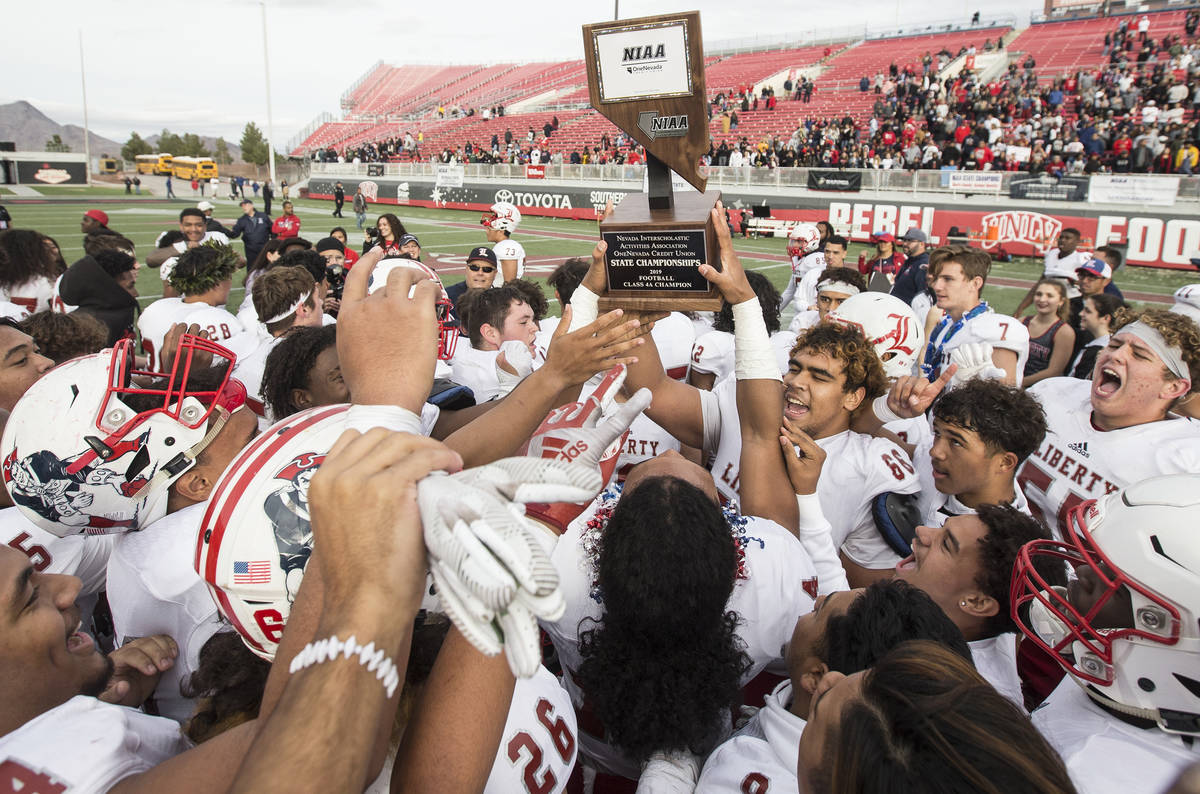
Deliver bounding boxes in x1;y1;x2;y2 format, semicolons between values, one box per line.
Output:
346;404;423;435
289;634;400;698
568;285;600;332
732;297;781;381
872;394;904;424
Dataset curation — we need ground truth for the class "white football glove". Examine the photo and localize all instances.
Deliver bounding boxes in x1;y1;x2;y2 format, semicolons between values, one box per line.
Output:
417;455;589;678
496;340;535;397
948;342;1005;387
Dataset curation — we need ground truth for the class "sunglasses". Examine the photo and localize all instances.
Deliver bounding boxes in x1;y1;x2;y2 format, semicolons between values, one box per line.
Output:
468;264;496;273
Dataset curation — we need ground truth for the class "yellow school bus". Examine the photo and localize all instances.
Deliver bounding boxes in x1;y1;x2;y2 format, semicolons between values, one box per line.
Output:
171;157;218;180
98;157;120;174
135;153;174;175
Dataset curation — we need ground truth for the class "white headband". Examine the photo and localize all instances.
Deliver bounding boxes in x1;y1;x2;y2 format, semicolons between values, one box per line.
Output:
1118;321;1190;383
265;291;312;324
818;280;862;297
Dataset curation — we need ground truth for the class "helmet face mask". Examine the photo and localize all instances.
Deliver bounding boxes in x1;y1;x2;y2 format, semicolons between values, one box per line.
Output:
1;335;244;536
1011;477;1200;734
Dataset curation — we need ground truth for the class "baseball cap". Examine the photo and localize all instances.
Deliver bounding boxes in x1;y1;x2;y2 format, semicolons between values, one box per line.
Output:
871;231;895;243
1075;258;1113;280
466;246;498;266
197;201;214;212
239;198;253;206
398;233;420;248
83;209;108;226
315;237;345;254
900;228;927;243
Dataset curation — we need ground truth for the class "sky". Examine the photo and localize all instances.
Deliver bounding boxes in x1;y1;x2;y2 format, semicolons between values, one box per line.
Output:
2;0;1042;150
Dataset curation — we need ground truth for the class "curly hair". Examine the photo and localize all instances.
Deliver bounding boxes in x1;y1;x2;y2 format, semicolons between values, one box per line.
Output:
169;241;239;296
933;378;1047;462
974;503;1055;638
92;249;136;279
1112;306;1200;393
712;271;781;334
818;580;971;675
576;476;751;763
83;233;136;258
17;311;108;364
791;321;888;401
262;325;338;420
182;631;271;744
0;229;62;288
506;278;550;322
808;641;1075;794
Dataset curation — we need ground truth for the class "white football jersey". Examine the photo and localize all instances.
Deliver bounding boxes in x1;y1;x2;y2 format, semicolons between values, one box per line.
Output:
927;305;1030;383
533;315;561;362
230;331;280;418
789;308;820;335
449;345;502;403
696;680;803;794
106;503;226;724
912;435;1030;528
1043;248;1089;298
0;696;189;792
652;312;696;380
51;274;78;314
542;490;817;778
613;412;681;481
969;633;1025;711
0;275;57;316
0;507;113;596
491;239;525;285
690;330;794;385
483;665;578;794
1022;378;1200;538
137;297;183;369
792;250;826;284
703;378;919;569
1032;678;1200;794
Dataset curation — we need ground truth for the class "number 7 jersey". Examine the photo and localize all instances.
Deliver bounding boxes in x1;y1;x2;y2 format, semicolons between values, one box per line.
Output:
1020;377;1200;538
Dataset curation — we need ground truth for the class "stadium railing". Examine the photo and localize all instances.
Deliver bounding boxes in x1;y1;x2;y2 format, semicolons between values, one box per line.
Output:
310;161;1200;201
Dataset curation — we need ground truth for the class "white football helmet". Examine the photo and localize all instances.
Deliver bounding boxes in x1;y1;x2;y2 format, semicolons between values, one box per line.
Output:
1012;475;1200;735
1170;284;1200;326
2;336;245;537
482;201;521;233
367;256;459;360
787;223;821;259
197;403;349;660
828;292;924;379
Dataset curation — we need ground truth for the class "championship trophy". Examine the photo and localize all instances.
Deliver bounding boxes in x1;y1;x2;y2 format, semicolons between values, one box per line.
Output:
583;11;722;310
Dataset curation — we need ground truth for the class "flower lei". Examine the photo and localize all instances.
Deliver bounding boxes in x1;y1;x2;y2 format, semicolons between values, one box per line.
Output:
579;483;763;606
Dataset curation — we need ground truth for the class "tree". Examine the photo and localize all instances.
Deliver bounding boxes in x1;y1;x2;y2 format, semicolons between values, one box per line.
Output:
121;132;153;162
44;134;70;153
181;133;211;158
156;129;185;156
240;122;269;176
214;137;233;166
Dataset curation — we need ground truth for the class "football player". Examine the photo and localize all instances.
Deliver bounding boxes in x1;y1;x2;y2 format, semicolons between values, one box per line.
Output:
144;208;233;269
777;222;823;319
922;245;1029;386
482;201;525;285
788;266;868;334
688;271;793;390
449;283;541;403
1013;476;1200;793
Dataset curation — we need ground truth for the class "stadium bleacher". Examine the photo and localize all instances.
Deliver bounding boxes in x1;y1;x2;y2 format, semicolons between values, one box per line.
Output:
292;9;1194;160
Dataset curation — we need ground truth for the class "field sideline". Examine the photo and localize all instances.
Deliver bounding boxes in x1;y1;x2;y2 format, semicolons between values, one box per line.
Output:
6;191;1195;321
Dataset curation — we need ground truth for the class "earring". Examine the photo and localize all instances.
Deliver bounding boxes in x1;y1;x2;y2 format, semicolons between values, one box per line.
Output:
960;601;967;607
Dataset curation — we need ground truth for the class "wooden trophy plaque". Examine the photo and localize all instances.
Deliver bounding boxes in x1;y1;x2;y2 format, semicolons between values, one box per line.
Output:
583;11;722;311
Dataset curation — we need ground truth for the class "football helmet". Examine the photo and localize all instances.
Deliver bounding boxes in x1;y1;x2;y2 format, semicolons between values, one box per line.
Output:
367;256;459;360
2;336;245;537
481;201;521;233
197;403;350;660
1012;475;1200;735
828;292;923;379
787;223;821;259
1170;284;1200;326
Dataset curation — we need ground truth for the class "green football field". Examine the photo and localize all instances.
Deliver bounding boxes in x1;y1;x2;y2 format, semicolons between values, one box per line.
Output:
5;192;1194;320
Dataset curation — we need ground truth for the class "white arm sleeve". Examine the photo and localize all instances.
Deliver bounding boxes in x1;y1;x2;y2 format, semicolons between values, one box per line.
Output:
699;388;723;459
778;275;798;311
345;404;424;435
796;493;849;595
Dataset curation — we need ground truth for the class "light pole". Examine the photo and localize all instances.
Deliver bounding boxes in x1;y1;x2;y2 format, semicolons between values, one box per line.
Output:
261;1;277;186
79;31;92;186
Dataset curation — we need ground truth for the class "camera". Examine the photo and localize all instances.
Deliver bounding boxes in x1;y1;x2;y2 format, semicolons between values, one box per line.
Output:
365;227;380;238
326;264;346;301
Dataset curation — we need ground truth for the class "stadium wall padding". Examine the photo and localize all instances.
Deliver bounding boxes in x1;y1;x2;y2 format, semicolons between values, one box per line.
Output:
307;177;1200;270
